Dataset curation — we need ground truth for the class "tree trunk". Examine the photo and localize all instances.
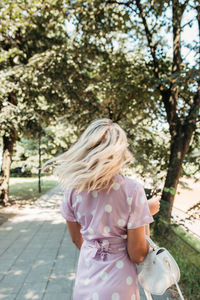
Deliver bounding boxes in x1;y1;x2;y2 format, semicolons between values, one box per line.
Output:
0;134;16;206
161;1;200;223
161;121;195;222
133;0;200;228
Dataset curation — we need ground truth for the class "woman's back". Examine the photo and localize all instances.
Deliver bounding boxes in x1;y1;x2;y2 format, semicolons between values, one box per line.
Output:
61;174;153;300
61;174;152;241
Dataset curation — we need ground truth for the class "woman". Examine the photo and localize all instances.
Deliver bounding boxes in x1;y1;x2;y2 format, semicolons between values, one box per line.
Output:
44;118;160;300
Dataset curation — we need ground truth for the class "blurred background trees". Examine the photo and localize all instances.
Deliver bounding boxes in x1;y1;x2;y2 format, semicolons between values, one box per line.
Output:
0;0;199;226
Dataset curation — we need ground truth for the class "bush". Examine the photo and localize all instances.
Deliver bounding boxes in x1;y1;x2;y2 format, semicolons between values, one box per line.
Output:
10;167;32;177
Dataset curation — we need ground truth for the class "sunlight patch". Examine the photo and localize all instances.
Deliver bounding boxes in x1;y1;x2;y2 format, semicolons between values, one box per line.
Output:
67;272;76;280
25;290;39;299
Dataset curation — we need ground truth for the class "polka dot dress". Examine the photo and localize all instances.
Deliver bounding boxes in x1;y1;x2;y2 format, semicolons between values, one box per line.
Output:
60;174;154;300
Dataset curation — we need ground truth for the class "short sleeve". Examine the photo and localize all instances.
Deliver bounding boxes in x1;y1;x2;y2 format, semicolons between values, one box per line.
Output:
60;189;77;222
127;183;154;229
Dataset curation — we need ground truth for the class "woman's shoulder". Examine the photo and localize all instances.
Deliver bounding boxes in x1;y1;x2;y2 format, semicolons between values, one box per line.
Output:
117;174;143;191
63;187;78;203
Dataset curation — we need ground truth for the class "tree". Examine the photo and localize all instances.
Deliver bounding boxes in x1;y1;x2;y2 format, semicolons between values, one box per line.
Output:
132;0;200;222
67;0;199;223
0;0;71;205
0;0;110;205
1;0;199;218
11;121;78;174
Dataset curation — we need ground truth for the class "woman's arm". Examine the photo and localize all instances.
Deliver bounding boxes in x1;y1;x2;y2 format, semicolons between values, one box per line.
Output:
127;226;149;264
66;221;84;250
145;194;161;238
145;224;150;236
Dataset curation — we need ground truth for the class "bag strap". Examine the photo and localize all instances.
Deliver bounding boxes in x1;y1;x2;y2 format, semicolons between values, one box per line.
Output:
145;235;159;250
143;289;153;300
171;269;185;300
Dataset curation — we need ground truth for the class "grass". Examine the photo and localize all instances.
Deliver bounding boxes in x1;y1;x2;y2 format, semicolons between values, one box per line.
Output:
9;176;58;206
172;224;200;254
152;226;200;300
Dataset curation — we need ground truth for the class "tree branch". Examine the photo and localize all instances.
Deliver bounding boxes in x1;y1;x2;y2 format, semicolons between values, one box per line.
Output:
163;0;186;125
135;0;160;81
181;18;194;30
181;0;190;12
106;0;132;6
187;2;200;126
172;0;182;74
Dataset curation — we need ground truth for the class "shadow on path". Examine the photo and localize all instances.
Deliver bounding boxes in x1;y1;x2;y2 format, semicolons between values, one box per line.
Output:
0;186;175;300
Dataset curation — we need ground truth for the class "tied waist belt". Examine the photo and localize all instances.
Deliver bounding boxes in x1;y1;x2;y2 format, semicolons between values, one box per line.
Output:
84;239;126;260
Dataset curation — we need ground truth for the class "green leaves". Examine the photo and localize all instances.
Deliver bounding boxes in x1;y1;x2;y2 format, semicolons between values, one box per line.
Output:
0;1;71;140
163;187;176;195
1;0;199;187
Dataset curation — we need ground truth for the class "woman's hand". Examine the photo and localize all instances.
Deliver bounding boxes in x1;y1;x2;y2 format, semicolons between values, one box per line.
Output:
148;194;161;216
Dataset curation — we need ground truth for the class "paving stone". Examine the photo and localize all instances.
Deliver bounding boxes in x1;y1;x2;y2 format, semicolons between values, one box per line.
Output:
15;282;47;300
0;293;17;300
0;186;176;300
0;279;22;296
43;292;71;300
45;277;73;294
25;261;54;283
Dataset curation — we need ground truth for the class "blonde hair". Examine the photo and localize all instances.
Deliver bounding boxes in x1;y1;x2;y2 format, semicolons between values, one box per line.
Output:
42;118;133;192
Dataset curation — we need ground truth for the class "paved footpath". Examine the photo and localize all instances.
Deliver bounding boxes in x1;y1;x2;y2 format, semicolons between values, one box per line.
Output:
0;187;175;300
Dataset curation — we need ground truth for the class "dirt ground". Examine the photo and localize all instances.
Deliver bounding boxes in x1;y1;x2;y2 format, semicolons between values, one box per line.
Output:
173;178;200;211
171;178;200;239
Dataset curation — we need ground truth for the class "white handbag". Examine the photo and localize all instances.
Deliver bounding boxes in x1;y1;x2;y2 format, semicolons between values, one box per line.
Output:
136;235;184;300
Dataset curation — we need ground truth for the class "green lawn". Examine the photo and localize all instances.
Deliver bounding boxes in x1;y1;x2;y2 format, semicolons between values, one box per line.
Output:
9;176;58;205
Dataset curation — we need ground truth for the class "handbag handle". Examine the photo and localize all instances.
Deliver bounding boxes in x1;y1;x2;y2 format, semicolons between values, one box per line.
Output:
145;235;159;250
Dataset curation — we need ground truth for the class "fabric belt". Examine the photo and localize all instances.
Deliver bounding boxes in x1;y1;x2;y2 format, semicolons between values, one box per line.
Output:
84;238;126;260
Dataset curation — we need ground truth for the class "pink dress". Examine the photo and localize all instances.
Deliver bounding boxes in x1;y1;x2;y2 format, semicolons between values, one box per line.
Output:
60;174;153;300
